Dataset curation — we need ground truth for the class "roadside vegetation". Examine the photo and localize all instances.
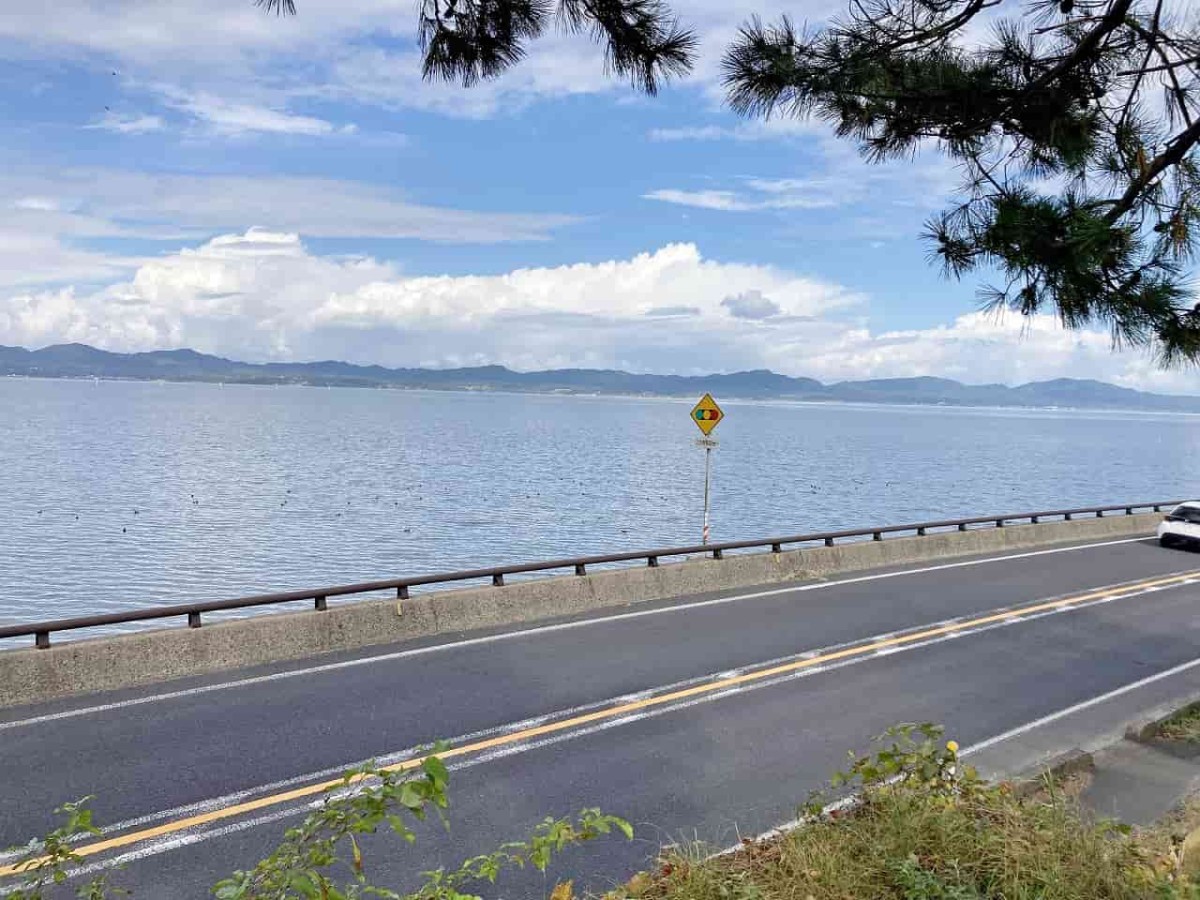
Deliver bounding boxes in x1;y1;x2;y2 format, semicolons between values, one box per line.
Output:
599;725;1200;900
1158;705;1200;744
5;725;1200;899
1;752;631;900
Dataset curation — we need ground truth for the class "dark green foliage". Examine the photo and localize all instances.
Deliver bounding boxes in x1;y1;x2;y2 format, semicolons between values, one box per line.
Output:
724;0;1200;365
2;755;632;900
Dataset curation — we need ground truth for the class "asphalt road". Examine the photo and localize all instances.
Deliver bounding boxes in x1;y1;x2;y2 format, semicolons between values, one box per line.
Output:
3;534;1200;898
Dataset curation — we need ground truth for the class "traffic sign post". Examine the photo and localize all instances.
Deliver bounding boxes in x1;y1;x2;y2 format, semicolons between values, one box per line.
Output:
690;394;725;544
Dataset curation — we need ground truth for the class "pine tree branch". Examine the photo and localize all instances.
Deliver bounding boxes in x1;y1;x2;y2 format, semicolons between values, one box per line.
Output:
254;0;296;13
1103;115;1200;222
1116;52;1200;75
1019;0;1134;97
1123;17;1197;126
1117;0;1162;131
869;0;1002;51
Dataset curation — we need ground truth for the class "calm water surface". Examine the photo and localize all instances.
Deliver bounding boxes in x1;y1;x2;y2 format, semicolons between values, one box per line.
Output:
1;378;1197;635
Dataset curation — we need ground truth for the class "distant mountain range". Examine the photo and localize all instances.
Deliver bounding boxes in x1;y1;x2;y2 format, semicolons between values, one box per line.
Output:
2;343;1199;412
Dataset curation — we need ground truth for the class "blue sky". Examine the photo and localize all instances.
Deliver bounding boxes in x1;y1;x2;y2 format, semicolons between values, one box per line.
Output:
1;0;1197;392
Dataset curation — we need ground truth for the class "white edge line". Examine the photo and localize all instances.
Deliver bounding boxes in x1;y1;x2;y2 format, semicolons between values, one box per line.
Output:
0;537;1153;730
711;653;1200;857
960;654;1200;756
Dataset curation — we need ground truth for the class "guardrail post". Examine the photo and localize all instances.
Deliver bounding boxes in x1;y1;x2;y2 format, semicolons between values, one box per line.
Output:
1064;512;1073;521
574;563;586;576
771;542;782;553
711;549;723;560
397;586;409;600
647;556;659;568
1096;510;1104;518
824;537;834;547
916;527;926;536
35;630;50;649
1125;507;1133;515
187;611;202;628
314;595;327;611
1154;504;1162;512
872;531;882;541
1031;515;1039;524
958;523;967;532
492;574;504;587
995;519;1005;528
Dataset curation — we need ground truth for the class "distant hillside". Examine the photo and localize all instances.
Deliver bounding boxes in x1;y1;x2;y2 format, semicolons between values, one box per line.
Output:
2;343;1198;412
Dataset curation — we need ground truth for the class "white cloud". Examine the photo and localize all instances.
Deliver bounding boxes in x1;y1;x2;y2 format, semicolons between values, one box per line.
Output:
155;87;349;136
2;230;1197;394
0;230;858;368
0;0;834;120
778;312;1200;394
13;197;61;212
0;0;412;65
0;172;576;299
643;189;758;211
647;141;959;217
645;182;842;212
322;40;618;119
649;119;820;142
85;113;165;134
0;170;576;291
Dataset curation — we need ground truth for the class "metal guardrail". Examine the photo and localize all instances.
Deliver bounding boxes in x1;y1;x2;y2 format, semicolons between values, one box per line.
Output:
0;500;1183;650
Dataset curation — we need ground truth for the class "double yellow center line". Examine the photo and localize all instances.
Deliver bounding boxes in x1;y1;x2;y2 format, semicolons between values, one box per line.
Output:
3;567;1198;878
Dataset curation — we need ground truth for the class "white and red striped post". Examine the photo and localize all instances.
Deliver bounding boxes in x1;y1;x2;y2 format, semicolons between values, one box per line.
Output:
702;444;712;545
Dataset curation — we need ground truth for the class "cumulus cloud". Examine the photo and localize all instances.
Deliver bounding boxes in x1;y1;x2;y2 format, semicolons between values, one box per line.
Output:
0;230;857;367
2;229;1197;394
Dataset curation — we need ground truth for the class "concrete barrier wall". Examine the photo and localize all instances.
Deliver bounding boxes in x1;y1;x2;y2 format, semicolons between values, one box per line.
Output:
0;513;1161;709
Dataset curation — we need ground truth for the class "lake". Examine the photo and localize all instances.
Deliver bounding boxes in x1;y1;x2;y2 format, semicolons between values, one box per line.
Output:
1;378;1197;635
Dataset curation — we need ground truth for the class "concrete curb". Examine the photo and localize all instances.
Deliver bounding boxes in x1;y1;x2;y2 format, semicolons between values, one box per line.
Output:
1125;698;1200;744
1009;748;1097;797
1009;689;1200;795
0;513;1162;709
1122;693;1200;877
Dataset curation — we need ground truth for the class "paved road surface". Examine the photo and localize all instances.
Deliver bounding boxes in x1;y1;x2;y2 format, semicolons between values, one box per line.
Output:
3;535;1200;897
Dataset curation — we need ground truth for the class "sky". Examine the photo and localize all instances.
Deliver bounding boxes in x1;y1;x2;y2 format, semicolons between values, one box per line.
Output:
1;0;1198;393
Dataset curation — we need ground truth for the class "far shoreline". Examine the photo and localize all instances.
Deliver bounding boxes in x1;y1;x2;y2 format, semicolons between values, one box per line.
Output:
5;372;1200;418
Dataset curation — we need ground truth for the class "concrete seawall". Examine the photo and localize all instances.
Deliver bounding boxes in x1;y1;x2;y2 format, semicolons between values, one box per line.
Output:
0;513;1161;709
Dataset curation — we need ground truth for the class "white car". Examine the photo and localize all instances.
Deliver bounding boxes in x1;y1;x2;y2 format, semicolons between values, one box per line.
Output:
1158;502;1200;549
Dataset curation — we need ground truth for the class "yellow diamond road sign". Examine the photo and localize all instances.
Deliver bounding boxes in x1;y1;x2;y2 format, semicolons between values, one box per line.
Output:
690;393;724;436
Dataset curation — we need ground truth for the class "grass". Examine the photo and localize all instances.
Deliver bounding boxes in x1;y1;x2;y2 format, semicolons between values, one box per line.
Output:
582;725;1200;900
1158;705;1200;743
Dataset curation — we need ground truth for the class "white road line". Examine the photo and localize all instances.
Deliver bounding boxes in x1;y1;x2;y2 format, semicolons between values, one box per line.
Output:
0;536;1153;731
961;655;1200;756
714;653;1200;857
3;569;1192;882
